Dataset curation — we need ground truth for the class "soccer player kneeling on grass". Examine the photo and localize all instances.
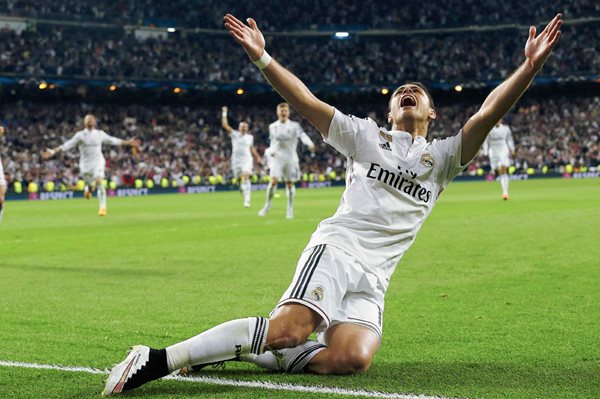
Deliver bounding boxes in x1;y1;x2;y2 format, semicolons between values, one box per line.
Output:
103;13;562;396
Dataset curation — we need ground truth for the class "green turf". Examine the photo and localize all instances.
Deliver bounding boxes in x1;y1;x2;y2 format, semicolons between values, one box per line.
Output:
1;178;599;399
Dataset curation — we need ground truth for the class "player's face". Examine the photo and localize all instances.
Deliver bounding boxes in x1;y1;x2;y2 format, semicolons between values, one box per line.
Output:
277;106;289;121
388;84;435;126
84;115;97;129
239;122;249;134
0;126;4;136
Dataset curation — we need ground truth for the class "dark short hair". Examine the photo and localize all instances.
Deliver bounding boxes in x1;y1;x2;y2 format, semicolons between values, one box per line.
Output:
390;81;435;110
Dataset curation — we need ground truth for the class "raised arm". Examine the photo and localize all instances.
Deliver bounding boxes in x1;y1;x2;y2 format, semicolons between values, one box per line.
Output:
42;131;80;159
221;106;233;135
103;131;140;147
121;138;141;147
461;14;562;164
224;14;334;138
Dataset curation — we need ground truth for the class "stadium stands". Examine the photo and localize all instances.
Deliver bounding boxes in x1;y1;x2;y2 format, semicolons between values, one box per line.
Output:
1;0;598;30
0;1;598;191
0;22;597;85
1;95;597;190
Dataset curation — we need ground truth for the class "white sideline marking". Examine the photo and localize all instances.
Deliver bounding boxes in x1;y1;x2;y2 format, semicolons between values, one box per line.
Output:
0;360;467;399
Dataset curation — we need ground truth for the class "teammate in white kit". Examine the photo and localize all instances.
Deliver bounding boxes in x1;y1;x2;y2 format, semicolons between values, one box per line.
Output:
483;120;515;199
221;106;261;207
104;13;562;395
42;114;139;216
0;126;6;223
259;102;315;219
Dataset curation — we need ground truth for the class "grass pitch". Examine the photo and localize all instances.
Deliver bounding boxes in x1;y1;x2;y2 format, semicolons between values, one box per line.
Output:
0;178;599;399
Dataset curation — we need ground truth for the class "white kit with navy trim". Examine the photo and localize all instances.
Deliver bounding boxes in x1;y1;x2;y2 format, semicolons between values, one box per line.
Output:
60;128;123;174
307;108;470;291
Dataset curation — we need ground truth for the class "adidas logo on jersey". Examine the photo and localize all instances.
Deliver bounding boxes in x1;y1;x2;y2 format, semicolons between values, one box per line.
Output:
378;142;392;151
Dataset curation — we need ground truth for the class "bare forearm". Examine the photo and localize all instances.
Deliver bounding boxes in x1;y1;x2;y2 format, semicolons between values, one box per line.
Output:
478;60;537;127
251;147;260;162
461;14;561;164
223;15;333;136
462;61;538;162
221;116;232;133
121;139;138;146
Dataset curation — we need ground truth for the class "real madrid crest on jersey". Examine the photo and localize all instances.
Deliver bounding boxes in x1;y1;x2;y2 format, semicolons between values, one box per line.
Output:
420;153;434;167
379;130;393;142
311;286;325;302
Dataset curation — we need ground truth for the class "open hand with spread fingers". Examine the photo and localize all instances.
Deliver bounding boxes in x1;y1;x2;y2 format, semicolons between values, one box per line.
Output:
525;13;562;71
224;14;265;62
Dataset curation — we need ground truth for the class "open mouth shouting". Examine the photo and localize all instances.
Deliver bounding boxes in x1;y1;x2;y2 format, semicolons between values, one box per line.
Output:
400;94;417;108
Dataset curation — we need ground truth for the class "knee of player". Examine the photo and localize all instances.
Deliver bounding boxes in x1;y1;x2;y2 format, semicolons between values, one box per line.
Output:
267;319;311;348
332;346;373;374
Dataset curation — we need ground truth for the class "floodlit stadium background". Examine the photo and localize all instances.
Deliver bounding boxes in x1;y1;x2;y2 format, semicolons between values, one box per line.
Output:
0;2;599;399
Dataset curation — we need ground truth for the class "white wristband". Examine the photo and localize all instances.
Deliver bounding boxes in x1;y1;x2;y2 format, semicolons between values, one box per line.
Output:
221;112;227;118
49;149;56;156
253;50;272;70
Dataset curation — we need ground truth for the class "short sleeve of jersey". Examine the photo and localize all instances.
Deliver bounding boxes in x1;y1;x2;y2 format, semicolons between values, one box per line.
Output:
430;130;473;187
231;130;241;139
268;123;275;140
325;108;376;158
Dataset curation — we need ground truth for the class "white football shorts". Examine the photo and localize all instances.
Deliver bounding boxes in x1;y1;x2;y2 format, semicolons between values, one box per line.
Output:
273;244;385;338
489;151;511;170
270;158;300;182
232;157;253;178
80;162;105;184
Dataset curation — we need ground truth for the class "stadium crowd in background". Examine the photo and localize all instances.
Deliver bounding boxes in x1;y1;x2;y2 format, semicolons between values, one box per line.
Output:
1;0;598;29
0;23;597;84
0;95;597;191
0;0;598;192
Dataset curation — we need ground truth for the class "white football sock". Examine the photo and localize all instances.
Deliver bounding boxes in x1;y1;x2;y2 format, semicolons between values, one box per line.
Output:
265;181;275;207
165;317;269;373
243;180;251;203
500;174;509;195
97;184;107;208
286;185;295;215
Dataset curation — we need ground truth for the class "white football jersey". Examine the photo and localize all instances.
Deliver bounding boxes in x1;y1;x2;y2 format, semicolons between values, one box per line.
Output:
60;128;123;169
230;130;254;161
307;109;470;291
269;119;313;163
483;124;514;157
0;152;5;186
